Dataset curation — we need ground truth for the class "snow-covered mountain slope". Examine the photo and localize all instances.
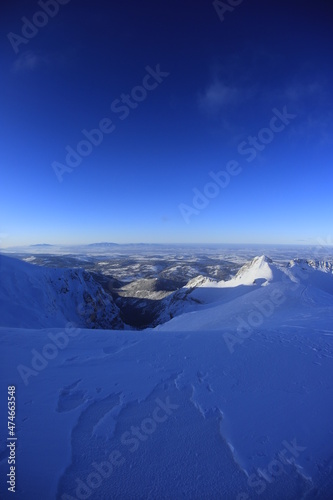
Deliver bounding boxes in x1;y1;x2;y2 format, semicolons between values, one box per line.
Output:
155;255;333;331
0;255;124;329
0;254;333;498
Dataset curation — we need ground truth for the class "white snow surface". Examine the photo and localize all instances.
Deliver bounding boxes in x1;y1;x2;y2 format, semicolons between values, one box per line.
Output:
156;255;333;332
0;255;333;499
0;255;123;330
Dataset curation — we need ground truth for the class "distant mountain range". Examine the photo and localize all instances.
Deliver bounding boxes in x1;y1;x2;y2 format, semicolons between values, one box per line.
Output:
86;242;119;247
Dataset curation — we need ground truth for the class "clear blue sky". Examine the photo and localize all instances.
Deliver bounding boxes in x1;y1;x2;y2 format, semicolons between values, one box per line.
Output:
1;0;332;247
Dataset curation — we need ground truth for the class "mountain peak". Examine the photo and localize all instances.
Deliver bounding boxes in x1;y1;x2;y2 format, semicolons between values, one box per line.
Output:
252;255;273;265
235;255;276;285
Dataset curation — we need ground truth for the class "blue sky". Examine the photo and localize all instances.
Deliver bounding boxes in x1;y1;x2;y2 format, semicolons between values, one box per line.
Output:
1;0;332;247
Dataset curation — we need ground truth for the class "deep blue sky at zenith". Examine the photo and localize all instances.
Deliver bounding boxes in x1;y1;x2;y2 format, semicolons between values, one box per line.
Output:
1;0;332;246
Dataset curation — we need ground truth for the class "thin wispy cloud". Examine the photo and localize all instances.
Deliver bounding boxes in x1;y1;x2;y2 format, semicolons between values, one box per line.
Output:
197;76;258;138
289;112;333;145
279;79;332;143
284;81;325;103
11;51;48;73
198;81;240;114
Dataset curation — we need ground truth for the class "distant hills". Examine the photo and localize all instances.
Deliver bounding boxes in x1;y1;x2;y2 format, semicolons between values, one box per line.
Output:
30;243;54;247
86;242;119;247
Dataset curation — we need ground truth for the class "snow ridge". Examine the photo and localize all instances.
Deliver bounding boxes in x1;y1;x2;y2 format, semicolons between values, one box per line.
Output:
0;254;124;329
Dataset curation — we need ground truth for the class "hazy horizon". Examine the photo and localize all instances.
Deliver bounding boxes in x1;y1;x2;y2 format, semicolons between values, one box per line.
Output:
0;240;333;247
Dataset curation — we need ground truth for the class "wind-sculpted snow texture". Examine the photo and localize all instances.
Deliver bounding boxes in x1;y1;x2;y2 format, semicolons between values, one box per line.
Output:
0;254;333;499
